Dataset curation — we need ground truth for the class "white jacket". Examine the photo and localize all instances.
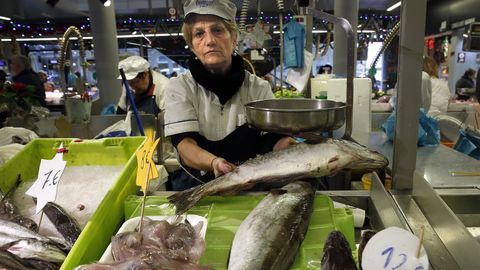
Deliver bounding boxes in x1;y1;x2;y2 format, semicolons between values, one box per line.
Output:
164;71;273;140
427;77;451;117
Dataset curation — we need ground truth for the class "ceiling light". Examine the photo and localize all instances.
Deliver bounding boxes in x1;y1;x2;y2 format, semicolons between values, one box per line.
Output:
0;16;11;21
99;0;111;7
387;1;401;12
46;0;59;8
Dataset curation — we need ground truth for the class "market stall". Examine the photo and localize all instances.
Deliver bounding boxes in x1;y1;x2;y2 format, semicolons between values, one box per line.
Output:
2;0;480;269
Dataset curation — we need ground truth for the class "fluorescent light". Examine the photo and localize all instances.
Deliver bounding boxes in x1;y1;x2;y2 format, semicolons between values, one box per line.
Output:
103;0;111;7
387;1;401;12
274;30;375;34
1;32;183;42
0;16;11;21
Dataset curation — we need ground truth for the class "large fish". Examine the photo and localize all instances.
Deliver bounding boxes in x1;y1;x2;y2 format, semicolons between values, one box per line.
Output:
228;181;315;270
169;139;388;214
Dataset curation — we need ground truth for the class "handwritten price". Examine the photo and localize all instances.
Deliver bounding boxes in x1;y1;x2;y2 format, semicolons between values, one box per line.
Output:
382;247;425;270
362;227;429;270
41;169;62;189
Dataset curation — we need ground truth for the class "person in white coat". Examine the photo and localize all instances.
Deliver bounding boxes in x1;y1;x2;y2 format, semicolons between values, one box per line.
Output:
116;55;170;116
423;56;451;117
164;0;293;190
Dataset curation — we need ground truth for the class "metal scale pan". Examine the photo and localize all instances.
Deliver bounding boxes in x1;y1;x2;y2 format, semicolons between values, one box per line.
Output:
245;99;346;136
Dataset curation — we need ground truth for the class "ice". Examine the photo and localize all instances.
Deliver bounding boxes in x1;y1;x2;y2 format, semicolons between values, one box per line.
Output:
12;165;124;240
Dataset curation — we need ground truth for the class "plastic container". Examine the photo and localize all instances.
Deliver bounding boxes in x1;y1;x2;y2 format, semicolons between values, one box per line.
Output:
65;96;92;124
123;194;356;270
0;137;145;270
362;173;372;190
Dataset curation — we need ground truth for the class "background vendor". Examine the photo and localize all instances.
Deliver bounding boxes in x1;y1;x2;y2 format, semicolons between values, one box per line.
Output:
116;55;170;116
164;0;294;190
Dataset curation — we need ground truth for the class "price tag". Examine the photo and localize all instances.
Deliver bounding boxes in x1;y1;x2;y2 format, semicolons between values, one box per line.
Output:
362;227;429;270
26;143;67;214
136;136;160;192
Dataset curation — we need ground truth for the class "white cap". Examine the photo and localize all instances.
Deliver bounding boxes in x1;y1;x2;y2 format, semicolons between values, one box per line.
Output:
184;0;237;22
117;56;150;80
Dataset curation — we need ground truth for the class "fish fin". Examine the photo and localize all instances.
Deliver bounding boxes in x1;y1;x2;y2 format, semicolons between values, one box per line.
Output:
270;188;288;195
168;187;202;215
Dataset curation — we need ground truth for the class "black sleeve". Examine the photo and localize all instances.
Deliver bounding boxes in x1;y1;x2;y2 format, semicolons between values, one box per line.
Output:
170;132;203;148
116;106;127;115
258;132;288;154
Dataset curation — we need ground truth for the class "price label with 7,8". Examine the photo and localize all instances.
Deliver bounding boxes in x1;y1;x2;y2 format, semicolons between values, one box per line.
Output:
26;143;67;214
136;137;160;192
362;227;429;270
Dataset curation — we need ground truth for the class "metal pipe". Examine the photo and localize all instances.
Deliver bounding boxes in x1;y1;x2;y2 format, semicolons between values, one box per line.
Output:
300;7;354;139
58;26;87;94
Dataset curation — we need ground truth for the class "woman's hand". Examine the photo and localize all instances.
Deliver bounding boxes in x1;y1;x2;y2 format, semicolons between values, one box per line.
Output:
273;137;296;151
211;157;236;177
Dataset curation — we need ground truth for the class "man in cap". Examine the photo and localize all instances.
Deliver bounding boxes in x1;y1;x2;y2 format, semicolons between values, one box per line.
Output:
116;55;170;116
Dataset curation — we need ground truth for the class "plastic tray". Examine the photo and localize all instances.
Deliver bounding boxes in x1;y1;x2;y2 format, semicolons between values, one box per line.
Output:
0;137;145;270
124;194;356;270
99;215;208;263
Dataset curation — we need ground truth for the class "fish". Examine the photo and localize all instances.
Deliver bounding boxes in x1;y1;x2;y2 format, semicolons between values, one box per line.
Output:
2;238;66;263
79;217;209;270
228;181;315;270
0;249;34;270
0;219;52;243
321;230;357;270
0;219;69;252
169;139;388;214
24;259;60;270
0;176;38;231
358;230;376;270
43;201;81;246
111;218;207;264
74;259;151;270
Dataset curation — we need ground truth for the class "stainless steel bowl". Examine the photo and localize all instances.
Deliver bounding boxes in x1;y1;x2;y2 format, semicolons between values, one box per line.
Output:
245;99;346;135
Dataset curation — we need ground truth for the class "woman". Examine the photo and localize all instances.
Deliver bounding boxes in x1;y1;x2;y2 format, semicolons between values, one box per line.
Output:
422;56;451;117
164;0;293;190
455;68;476;100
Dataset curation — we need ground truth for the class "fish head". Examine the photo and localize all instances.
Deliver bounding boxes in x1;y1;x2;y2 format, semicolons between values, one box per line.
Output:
335;140;388;170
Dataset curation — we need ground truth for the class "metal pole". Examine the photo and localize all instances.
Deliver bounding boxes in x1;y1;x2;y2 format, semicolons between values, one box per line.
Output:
392;0;427;190
300;7;354;139
87;0;122;108
333;0;358;77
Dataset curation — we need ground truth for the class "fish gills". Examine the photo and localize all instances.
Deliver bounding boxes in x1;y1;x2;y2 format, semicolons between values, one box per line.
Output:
228;181;315;270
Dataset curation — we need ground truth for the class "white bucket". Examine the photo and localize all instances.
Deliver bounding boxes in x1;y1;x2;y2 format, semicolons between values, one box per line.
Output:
65;96;92;123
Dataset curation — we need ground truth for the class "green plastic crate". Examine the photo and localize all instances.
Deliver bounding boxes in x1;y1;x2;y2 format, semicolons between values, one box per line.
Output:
0;137;145;270
123;194;356;270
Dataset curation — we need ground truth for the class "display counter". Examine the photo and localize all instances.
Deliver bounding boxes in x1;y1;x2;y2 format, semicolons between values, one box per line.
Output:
355;131;480;188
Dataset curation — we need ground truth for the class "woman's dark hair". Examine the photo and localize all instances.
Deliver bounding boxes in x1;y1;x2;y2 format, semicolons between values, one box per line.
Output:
464;68;476;78
0;70;6;83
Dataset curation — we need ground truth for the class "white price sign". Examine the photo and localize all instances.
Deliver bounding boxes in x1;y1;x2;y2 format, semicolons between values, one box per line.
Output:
26;143;67;214
362;227;429;270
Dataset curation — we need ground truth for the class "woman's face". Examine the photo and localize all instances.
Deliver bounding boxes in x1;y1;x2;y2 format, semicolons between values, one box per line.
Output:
190;15;236;74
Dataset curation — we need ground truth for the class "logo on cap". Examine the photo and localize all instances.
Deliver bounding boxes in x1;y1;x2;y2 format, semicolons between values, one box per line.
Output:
196;0;213;8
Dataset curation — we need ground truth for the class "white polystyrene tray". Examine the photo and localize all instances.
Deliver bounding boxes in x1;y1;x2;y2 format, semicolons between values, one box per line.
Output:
99;215;208;263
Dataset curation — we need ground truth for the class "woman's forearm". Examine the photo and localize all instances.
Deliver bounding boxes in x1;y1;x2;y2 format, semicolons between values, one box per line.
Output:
176;137;217;171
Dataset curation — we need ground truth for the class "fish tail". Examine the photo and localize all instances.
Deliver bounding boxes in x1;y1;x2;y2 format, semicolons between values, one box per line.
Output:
168;176;226;215
168;187;205;215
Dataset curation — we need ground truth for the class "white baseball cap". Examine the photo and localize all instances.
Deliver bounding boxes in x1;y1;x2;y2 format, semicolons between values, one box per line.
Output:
117;55;150;80
183;0;237;22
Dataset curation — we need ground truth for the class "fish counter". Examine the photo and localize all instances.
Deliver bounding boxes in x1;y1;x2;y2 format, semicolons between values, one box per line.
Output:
0;137;409;270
